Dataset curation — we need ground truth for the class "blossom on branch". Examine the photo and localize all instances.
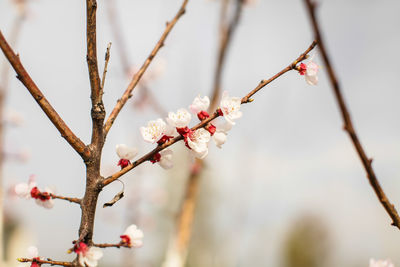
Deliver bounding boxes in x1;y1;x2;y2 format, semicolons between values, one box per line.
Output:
166;108;192;128
370;259;395;267
186;128;211;159
15;176;54;209
116;144;138;169
212;121;232;148
298;56;319;85
220;91;242;125
189;95;210;120
158;149;174;169
120;224;144;248
24;246;40;267
74;242;103;267
140;118;167;143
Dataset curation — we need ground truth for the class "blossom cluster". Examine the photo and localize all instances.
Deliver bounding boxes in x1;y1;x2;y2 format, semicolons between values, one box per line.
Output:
114;91;242;170
14;175;54;209
298;55;319;85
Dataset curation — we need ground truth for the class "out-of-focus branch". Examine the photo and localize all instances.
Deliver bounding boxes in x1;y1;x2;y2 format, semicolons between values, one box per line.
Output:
103;0;189;136
105;0;167;116
162;160;203;267
93;242;129;249
209;0;244;111
50;193;81;205
0;31;90;160
102;41;317;187
303;0;400;229
17;258;73;267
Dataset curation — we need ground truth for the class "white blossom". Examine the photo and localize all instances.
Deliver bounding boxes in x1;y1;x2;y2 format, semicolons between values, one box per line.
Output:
122;224;144;248
116;144;138;160
77;246;103;267
166;108;192;128
27;246;39;258
370;259;395;267
35;187;54;209
187;128;211;159
158;149;174;169
140;118;167;143
189;95;210;114
302;56;319;85
212;132;227;148
220;91;242;125
14;175;36;199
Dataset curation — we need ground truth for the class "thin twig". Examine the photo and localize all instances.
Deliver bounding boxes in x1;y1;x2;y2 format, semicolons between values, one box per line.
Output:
303;0;400;229
0;31;90;160
18;258;73;267
101;42;112;93
209;0;244;111
50;193;81;205
103;0;189;136
102;41;317;187
93;242;128;249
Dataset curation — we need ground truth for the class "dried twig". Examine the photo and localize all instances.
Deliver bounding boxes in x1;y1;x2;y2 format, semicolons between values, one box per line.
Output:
17;257;73;267
0;31;90;160
103;0;189;135
303;0;400;229
93;242;129;249
102;40;317;187
101;42;112;93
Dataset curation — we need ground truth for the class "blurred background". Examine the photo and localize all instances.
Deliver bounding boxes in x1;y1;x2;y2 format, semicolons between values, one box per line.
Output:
1;0;400;266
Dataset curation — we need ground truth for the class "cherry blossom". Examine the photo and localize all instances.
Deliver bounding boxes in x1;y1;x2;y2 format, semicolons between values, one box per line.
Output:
120;224;144;248
74;242;103;267
298;56;319;85
158;149;174;169
15;176;54;209
212;121;232;148
116;144;138;169
219;91;242;125
166;108;192;128
140;118;167;143
15;175;37;199
189;95;210;120
25;246;40;267
370;259;395;267
186;128;211;159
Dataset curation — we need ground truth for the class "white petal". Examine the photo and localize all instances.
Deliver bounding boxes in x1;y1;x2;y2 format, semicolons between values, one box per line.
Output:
305;74;318;85
167;108;191;128
88;247;103;261
131;239;143;248
190;148;208;159
27;246;38;258
159;150;174;169
15;183;29;198
116;144;138;160
189;95;210;114
213;132;227;148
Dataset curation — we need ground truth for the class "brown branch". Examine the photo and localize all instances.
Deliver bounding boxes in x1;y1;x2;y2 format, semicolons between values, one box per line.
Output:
100;42;112;93
102;40;317;187
18;258;73;267
93;242;129;249
50;193;81;205
209;0;244;111
303;0;400;229
103;0;189;136
0;31;90;160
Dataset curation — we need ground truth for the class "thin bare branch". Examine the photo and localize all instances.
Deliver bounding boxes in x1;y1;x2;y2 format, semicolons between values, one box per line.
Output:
100;42;112;93
102;41;317;187
304;0;400;229
50;193;81;205
18;258;73;267
103;0;189;136
0;31;90;160
209;0;244;111
93;242;129;249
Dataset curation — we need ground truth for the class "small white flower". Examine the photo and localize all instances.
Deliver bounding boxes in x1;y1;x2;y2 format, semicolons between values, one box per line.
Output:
15;175;36;199
158;149;174;169
189;95;210;114
187;128;211;159
27;246;39;258
116;144;138;160
220;91;242;125
305;60;319;85
369;259;395;267
212;132;227;148
121;224;144;248
166;108;192;128
35;187;54;209
77;246;103;267
140;118;167;143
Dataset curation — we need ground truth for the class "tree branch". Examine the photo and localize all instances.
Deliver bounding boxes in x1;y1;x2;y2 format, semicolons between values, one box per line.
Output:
100;42;112;94
103;0;189;136
50;193;81;205
303;0;400;229
0;31;90;160
93;242;129;249
102;40;317;187
18;258;73;267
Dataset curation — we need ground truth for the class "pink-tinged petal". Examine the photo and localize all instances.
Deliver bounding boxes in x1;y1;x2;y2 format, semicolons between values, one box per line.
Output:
15;182;29;198
116;144;138;160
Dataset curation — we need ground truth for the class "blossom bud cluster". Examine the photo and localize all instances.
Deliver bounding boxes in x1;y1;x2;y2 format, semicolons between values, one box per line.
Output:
14;175;54;209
